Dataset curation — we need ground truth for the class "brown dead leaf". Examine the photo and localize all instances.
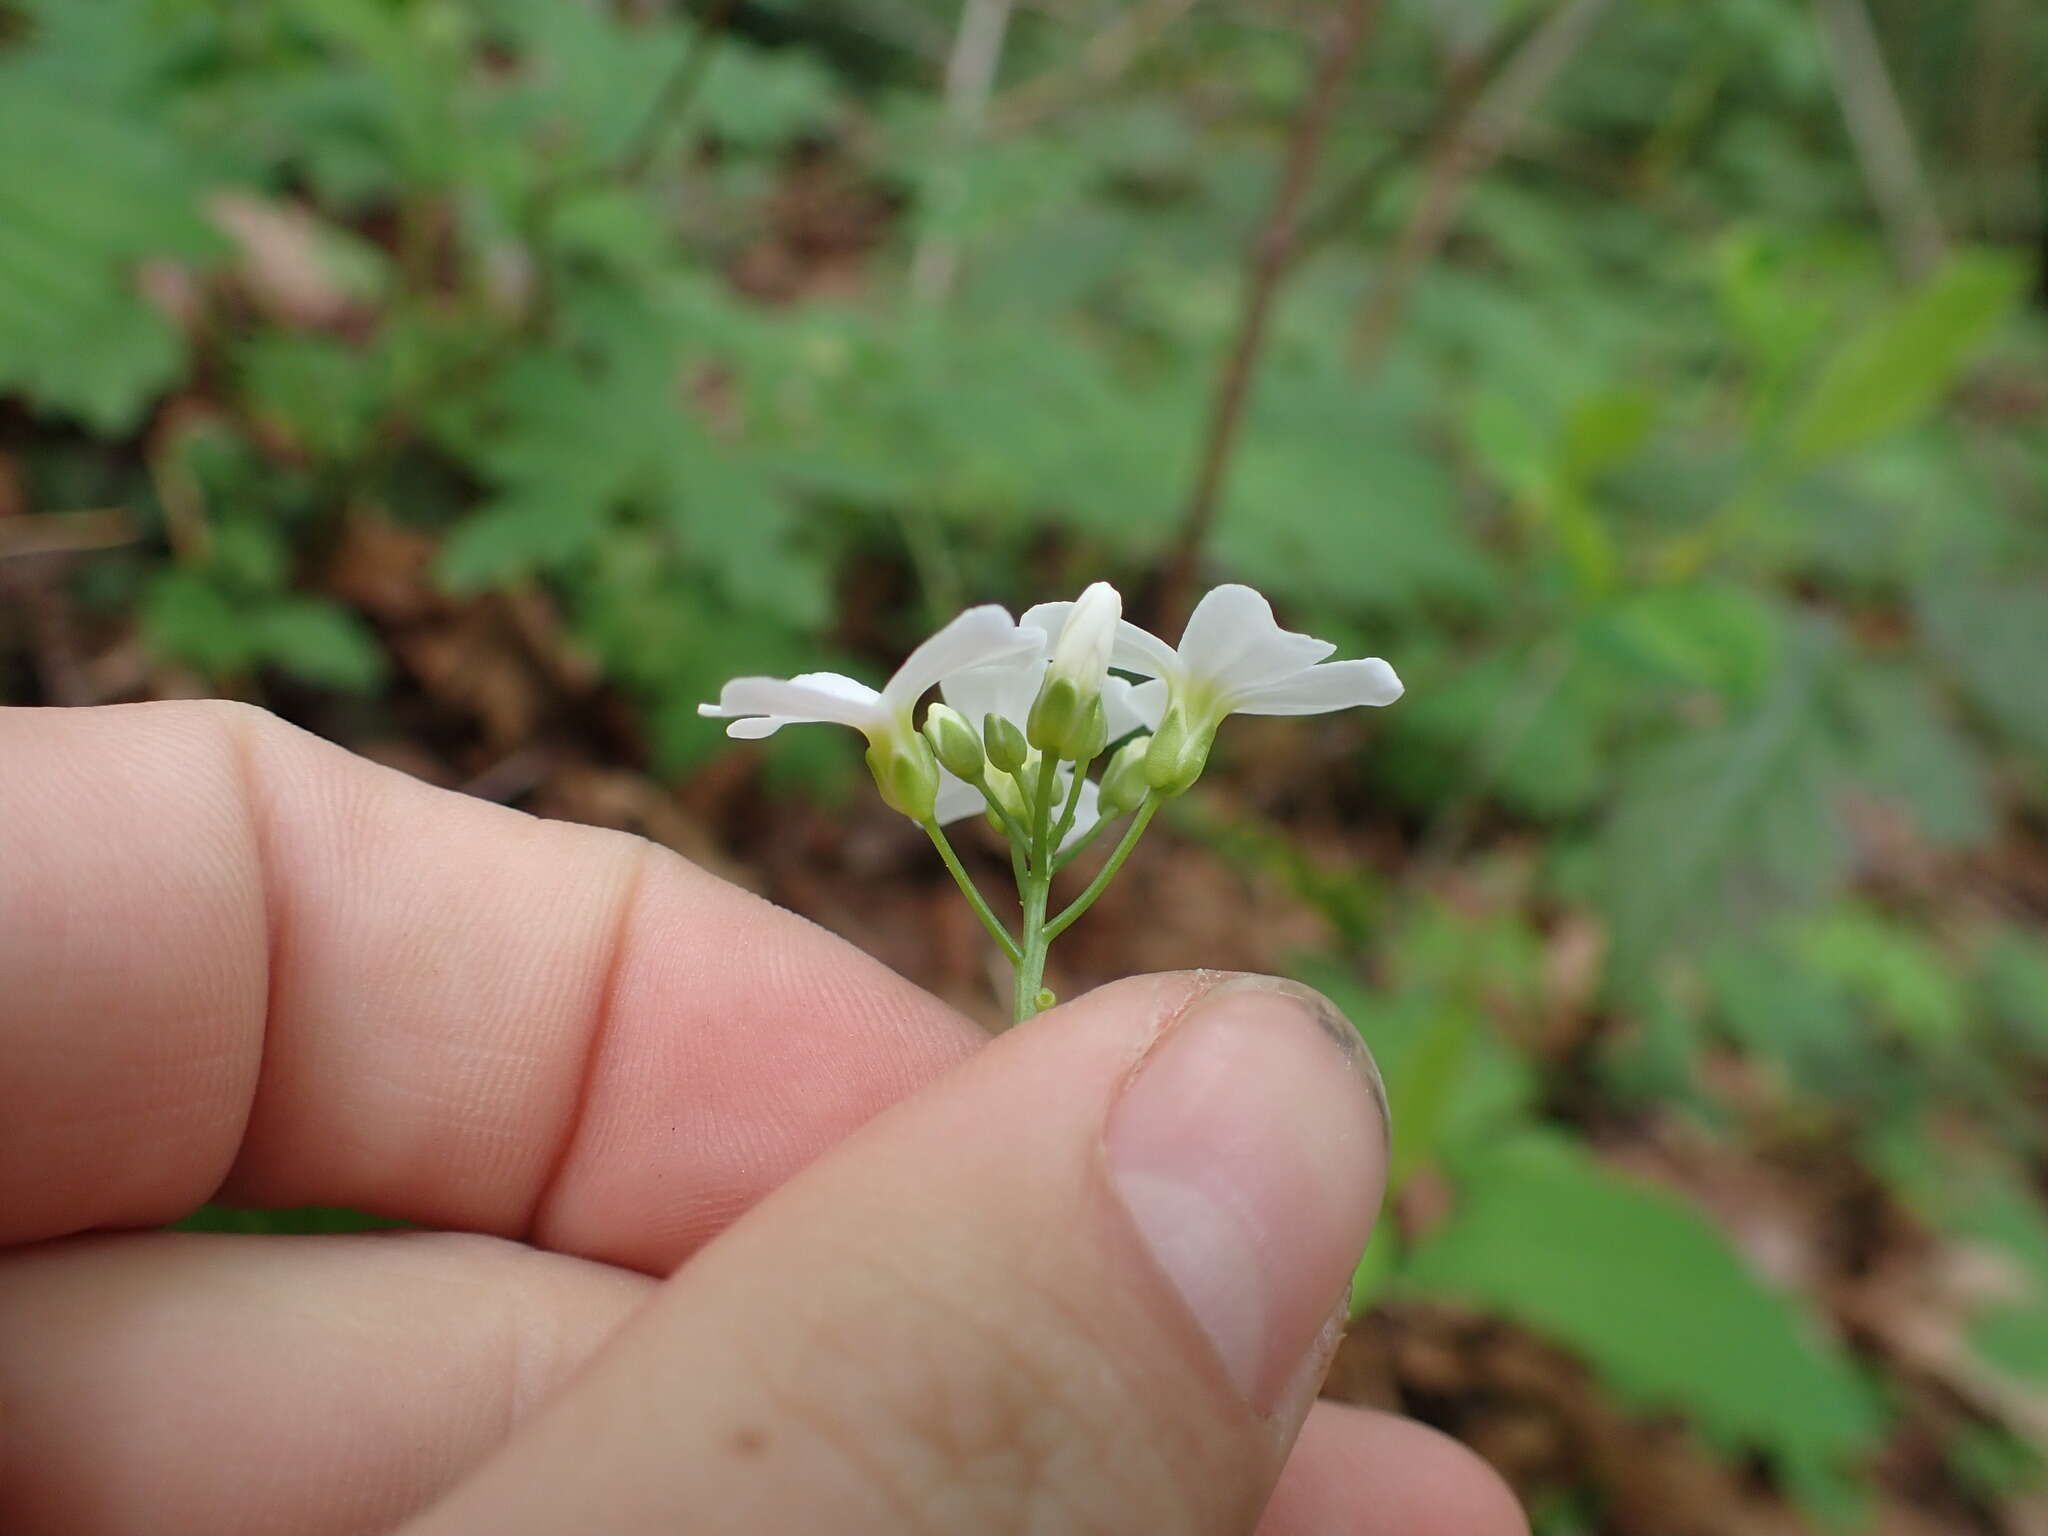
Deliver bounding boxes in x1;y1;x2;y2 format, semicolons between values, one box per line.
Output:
207;192;367;329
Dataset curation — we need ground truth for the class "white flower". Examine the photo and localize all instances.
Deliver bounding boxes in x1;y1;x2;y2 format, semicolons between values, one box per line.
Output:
941;642;1154;747
1044;580;1120;699
1108;582;1402;720
698;604;1038;745
932;634;1148;850
1096;584;1402;793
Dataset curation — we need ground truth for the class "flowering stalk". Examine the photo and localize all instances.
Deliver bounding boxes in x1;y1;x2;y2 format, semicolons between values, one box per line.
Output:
701;581;1403;1025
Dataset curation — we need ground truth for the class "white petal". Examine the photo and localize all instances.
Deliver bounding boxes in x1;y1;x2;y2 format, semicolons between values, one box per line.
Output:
1046;581;1121;690
1102;675;1162;739
1228;658;1404;715
942;651;1046;732
1176;584;1334;694
934;771;989;825
699;672;886;734
1120;678;1169;732
1106;619;1182;681
884;605;1039;713
1019;600;1072;641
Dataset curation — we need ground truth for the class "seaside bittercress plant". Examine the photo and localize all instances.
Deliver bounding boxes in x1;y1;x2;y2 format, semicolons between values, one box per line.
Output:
701;583;1402;1022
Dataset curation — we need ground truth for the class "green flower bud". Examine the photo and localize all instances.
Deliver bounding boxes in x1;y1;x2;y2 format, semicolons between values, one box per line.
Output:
1026;673;1084;756
865;736;941;821
1068;696;1109;764
1143;705;1214;797
921;703;985;782
981;764;1029;825
1097;735;1152;817
983;712;1029;775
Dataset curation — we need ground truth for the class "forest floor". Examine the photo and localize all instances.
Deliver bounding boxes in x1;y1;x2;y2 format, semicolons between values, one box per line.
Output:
7;501;2037;1536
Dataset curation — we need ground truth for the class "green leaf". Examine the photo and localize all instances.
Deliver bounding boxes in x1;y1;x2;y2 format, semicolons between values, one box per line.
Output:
1794;905;1969;1053
1384;642;1616;821
1403;1133;1883;1520
1784;252;2026;471
1919;580;2048;760
1590;582;1785;702
1561;388;1657;480
1702;935;1863;1088
236;332;384;463
1981;929;2048;1056
141;570;259;675
249;598;386;692
1601;623;1850;986
436;496;605;592
660;423;830;628
1834;663;1994;851
1218;372;1498;614
0;81;218;429
1944;1174;2048;1391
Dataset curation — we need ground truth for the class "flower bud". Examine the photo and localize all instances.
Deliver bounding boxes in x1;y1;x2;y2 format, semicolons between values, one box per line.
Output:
1070;696;1109;763
1097;735;1152;817
1029;581;1121;758
921;702;985;782
865;736;941;821
1047;582;1119;697
981;764;1030;825
1143;704;1214;797
1026;672;1083;756
983;712;1028;775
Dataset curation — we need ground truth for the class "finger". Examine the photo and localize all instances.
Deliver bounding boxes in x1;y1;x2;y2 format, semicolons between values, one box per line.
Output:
1258;1402;1529;1536
0;1231;652;1536
407;973;1395;1535
0;702;979;1268
0;1238;1498;1536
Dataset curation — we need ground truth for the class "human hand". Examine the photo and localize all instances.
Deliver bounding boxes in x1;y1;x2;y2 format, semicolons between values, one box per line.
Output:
0;701;1526;1535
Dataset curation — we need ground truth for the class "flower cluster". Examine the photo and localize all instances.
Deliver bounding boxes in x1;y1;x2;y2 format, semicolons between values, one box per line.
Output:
702;582;1402;1020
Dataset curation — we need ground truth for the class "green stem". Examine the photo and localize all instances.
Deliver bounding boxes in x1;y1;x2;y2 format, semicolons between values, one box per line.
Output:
1029;752;1061;866
1010;755;1063;1024
924;822;1022;963
1012;868;1051;1024
1051;815;1111;874
1050;754;1093;849
975;772;1030;845
1045;797;1159;942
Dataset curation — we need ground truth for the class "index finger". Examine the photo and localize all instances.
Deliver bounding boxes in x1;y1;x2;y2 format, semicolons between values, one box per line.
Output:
0;702;982;1272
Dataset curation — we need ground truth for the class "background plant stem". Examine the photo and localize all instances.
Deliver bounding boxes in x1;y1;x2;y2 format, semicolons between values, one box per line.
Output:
1155;0;1388;634
1812;0;1946;282
1349;0;1610;373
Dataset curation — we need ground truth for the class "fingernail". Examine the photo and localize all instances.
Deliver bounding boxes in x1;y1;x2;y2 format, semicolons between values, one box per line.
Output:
1105;977;1388;1414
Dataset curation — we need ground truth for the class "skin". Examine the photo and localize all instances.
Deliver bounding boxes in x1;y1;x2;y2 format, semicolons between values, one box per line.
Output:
0;700;1528;1536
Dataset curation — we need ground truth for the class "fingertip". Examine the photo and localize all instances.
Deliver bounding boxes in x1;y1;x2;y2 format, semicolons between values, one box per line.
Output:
1259;1402;1529;1536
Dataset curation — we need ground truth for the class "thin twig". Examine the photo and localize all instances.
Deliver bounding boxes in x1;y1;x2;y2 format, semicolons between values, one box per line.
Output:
621;0;744;184
1812;0;1946;282
1349;0;1610;373
0;509;136;561
1262;19;1530;283
989;0;1198;136
1155;0;1389;634
909;0;1019;308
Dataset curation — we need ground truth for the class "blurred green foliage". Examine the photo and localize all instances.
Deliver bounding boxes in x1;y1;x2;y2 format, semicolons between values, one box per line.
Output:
4;0;2047;1526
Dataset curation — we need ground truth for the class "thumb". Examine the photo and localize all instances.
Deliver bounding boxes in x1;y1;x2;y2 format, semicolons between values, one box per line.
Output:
403;972;1388;1535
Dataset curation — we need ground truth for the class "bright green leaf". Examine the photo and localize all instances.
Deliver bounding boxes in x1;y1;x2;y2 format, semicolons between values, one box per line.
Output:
249;598;386;692
1785;252;2026;471
1403;1133;1883;1520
